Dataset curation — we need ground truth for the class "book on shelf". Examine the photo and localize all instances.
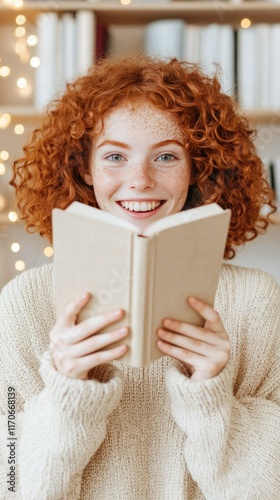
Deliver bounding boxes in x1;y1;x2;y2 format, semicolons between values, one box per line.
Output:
269;158;280;200
52;202;231;368
144;19;185;60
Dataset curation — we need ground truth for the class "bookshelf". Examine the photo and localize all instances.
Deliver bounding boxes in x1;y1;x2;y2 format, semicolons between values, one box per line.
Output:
0;1;280;119
1;1;280;25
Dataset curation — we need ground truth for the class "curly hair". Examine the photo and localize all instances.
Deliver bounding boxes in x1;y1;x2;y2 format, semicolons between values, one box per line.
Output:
11;54;275;259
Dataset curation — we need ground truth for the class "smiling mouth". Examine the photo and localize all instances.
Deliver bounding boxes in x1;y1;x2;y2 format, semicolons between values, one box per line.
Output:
117;200;166;212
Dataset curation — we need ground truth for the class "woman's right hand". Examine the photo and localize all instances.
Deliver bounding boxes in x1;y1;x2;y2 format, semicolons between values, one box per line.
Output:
49;293;129;380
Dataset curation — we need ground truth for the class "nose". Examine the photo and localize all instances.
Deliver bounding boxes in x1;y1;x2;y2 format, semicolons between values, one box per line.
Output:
129;163;155;191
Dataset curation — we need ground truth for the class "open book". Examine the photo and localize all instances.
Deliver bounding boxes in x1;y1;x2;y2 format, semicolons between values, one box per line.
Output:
52;202;231;367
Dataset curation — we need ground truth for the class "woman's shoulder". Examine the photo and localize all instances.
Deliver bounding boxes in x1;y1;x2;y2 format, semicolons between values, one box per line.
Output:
1;263;54;299
0;263;55;330
219;263;280;298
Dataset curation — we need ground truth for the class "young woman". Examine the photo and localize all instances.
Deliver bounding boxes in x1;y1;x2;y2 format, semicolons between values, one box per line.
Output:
1;55;279;499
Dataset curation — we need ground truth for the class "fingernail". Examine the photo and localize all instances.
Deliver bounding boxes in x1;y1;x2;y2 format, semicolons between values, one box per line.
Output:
113;309;122;318
163;319;172;327
189;297;198;304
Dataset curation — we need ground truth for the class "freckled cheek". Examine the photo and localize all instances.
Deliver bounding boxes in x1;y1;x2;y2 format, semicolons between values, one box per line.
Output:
164;170;190;204
92;169;120;206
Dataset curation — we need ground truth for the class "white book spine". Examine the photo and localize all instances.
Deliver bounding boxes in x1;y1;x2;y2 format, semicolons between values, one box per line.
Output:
61;13;77;85
144;19;185;60
76;10;96;75
199;24;220;78
237;26;259;110
217;25;235;96
270;24;280;109
273;158;280;200
130;236;150;367
257;24;270;109
183;24;201;63
34;12;59;111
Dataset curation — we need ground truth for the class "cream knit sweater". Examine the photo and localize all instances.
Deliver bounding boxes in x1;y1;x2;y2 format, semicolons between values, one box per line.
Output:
0;263;280;500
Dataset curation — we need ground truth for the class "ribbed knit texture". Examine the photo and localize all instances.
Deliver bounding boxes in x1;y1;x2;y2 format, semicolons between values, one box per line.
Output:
0;263;279;499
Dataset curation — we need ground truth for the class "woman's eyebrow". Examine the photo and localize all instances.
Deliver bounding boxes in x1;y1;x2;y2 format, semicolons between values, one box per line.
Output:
154;139;185;148
97;139;185;149
97;140;131;149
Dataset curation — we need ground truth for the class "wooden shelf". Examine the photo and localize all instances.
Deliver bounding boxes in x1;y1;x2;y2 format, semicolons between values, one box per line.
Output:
0;106;41;122
2;106;280;124
1;1;280;26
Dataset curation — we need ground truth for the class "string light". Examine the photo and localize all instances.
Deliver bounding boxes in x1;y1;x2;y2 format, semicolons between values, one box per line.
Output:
30;57;40;68
0;196;6;211
0;163;6;175
14;0;24;7
0;151;9;161
15;260;25;271
27;35;38;46
15;15;26;26
11;242;20;252
8;212;18;222
0;113;11;129
17;77;27;88
14;124;25;135
44;246;54;257
0;66;11;77
15;26;25;37
120;0;131;4
241;18;251;29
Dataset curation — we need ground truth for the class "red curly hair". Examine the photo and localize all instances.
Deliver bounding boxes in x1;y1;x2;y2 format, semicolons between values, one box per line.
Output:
11;55;275;259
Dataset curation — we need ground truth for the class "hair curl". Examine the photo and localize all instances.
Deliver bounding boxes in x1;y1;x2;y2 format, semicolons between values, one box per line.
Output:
11;54;275;259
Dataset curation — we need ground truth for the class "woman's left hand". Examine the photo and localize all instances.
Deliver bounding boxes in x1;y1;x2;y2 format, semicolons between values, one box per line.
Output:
157;297;230;381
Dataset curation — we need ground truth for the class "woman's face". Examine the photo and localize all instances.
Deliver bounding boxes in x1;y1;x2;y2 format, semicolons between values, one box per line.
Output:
84;102;191;232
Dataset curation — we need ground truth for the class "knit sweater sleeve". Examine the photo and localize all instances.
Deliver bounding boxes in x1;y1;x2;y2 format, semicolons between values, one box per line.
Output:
0;266;123;500
165;266;280;499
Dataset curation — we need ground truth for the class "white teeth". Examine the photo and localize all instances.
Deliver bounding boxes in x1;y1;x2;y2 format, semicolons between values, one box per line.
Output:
120;201;161;212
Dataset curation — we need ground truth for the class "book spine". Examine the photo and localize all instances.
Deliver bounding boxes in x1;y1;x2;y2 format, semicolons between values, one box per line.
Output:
144;19;185;60
270;24;280;109
182;24;200;63
237;26;258;109
273;158;280;200
130;236;155;368
257;24;270;109
34;12;59;110
218;25;235;96
61;13;77;84
76;10;96;74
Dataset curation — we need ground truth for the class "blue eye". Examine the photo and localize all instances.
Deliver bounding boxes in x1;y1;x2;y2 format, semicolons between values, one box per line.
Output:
157;153;176;162
107;154;124;162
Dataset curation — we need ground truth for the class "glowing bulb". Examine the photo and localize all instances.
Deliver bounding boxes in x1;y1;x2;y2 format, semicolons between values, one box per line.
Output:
14;0;24;6
15;260;25;271
0;150;9;161
30;57;40;68
44;246;54;257
0;66;11;77
15;26;25;37
0;163;5;175
11;242;20;252
241;18;251;29
27;35;38;46
0;113;11;129
16;15;26;25
0;196;6;210
14;124;24;135
8;211;18;222
120;0;131;4
17;77;27;88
